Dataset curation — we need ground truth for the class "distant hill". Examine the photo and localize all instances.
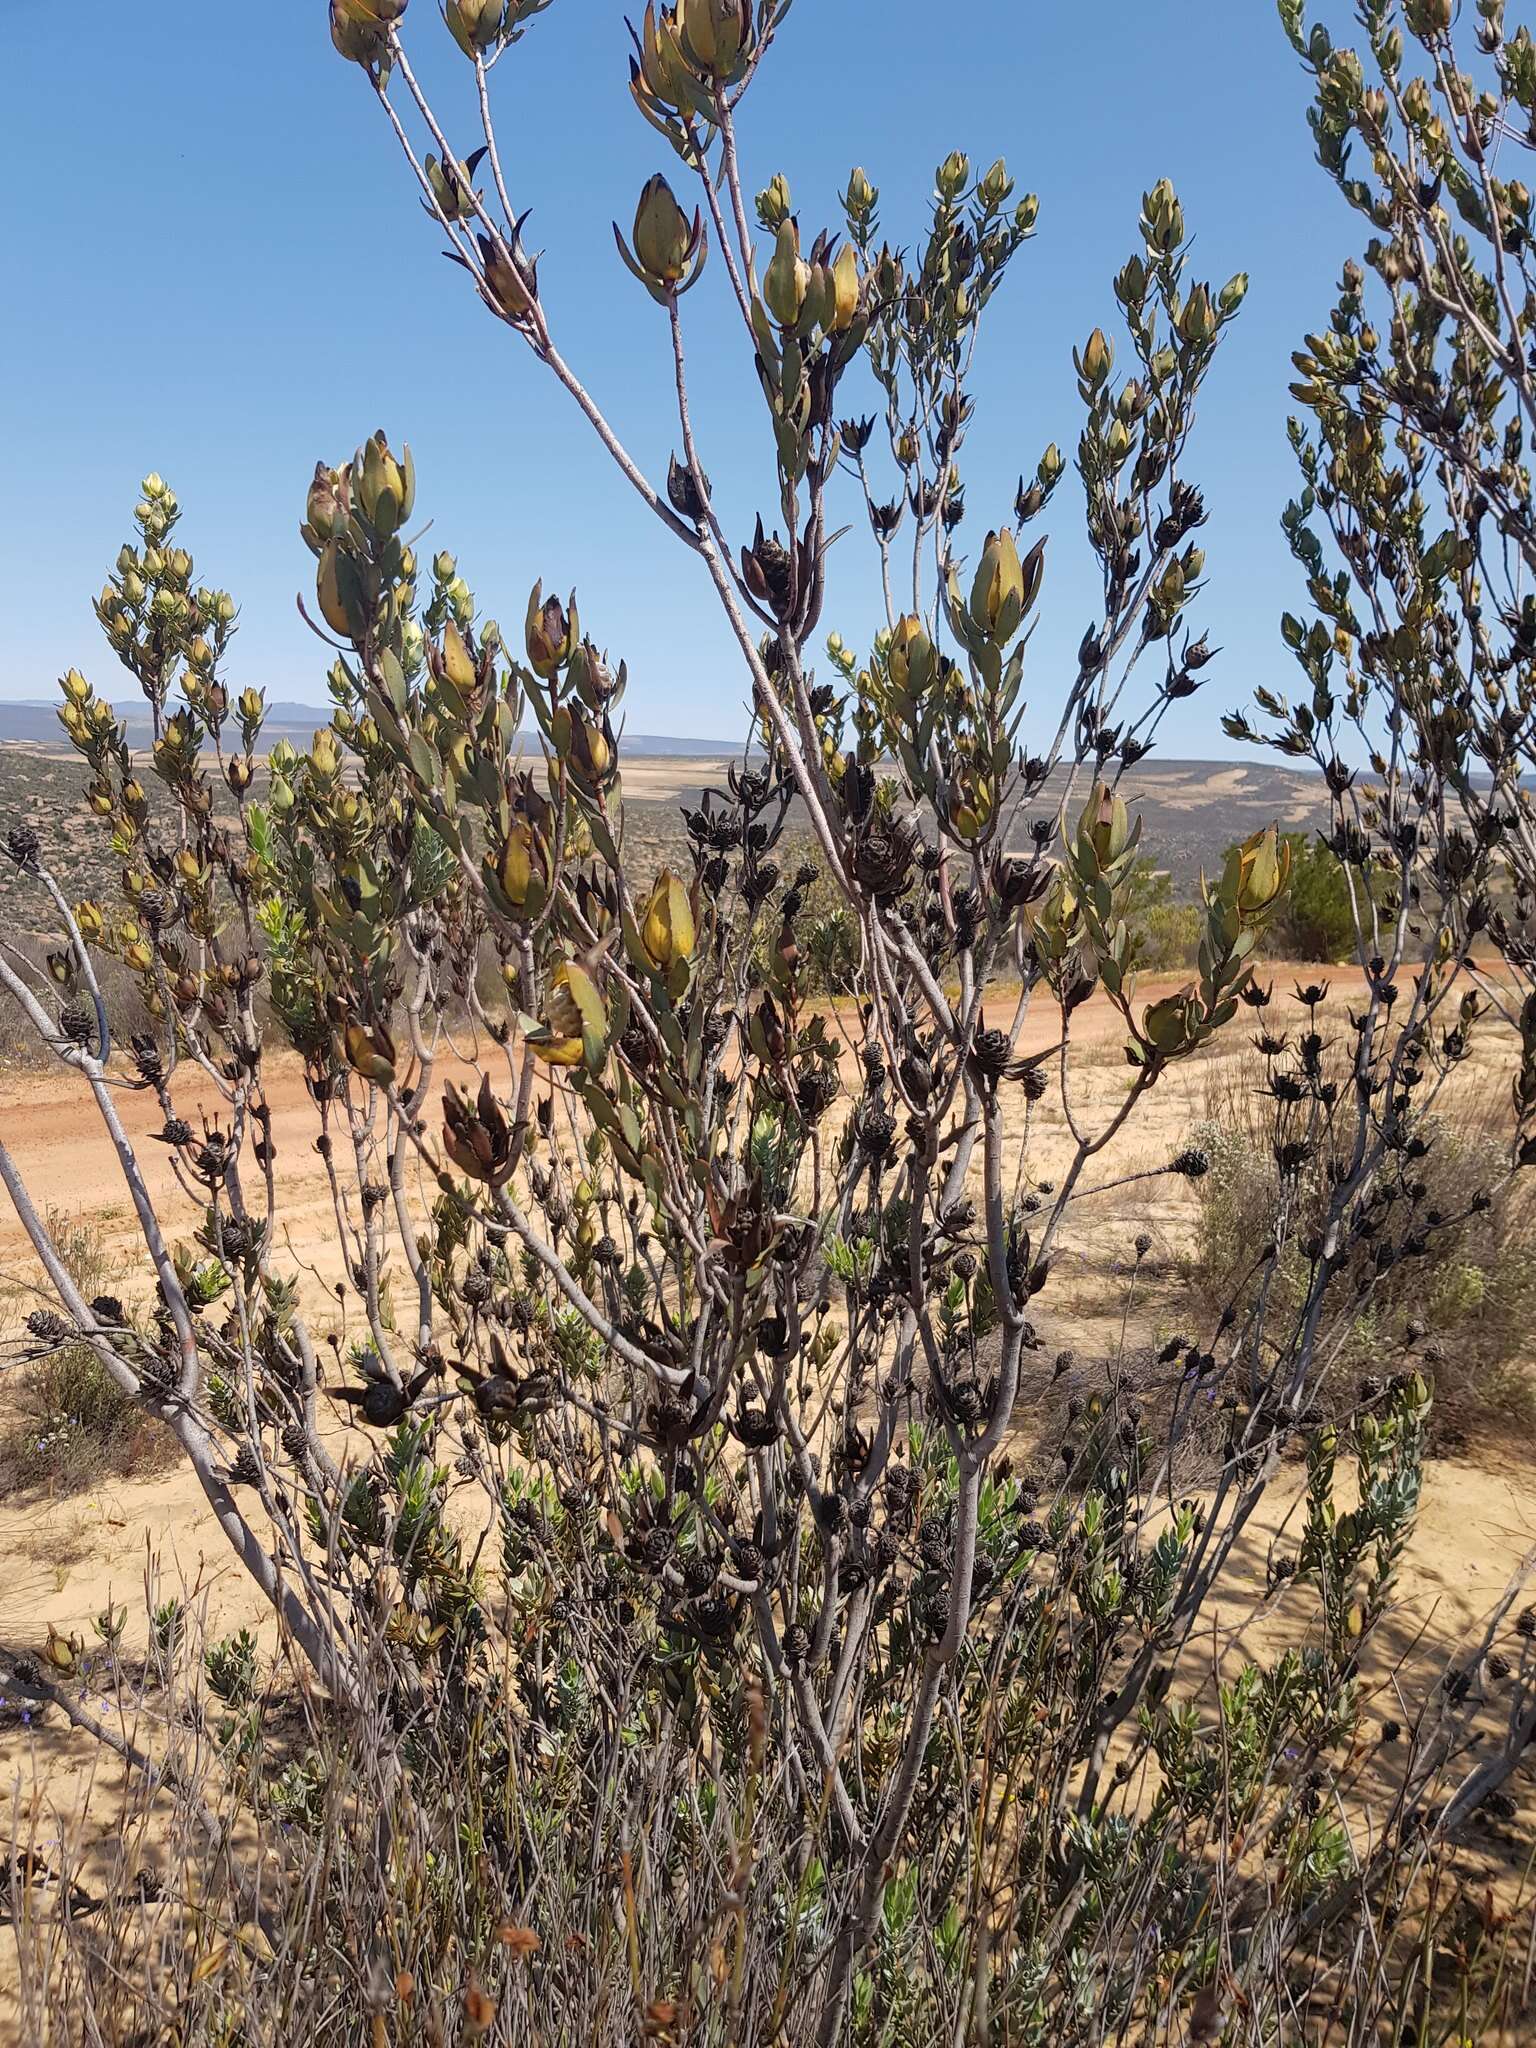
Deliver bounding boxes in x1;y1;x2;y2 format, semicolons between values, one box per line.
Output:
4;702;1513;936
0;698;750;756
0;721;1338;932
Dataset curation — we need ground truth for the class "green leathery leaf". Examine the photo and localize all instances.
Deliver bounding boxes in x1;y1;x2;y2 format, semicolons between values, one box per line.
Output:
588;810;620;869
377;647;410;718
407;733;437;786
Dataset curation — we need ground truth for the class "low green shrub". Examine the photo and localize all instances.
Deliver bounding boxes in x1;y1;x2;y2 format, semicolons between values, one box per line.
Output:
1123;861;1202;971
1217;835;1375;965
0;1213;170;1491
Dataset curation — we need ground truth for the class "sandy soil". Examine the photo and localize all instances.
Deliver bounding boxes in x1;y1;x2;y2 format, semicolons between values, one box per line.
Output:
2;963;1526;1638
0;965;1304;1289
2;969;1533;2038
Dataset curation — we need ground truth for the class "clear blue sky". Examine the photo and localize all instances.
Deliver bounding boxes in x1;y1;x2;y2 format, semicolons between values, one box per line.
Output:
0;1;1355;750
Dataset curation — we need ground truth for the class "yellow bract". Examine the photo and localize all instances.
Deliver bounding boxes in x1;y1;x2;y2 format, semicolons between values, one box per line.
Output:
483;239;536;321
1075;781;1136;877
969;528;1025;638
1221;825;1293;919
1141;989;1198;1057
633;175;696;285
640;871;696;972
533;962;607;1071
343;1020;398;1086
496;821;537;907
442;622;476;692
676;0;750;78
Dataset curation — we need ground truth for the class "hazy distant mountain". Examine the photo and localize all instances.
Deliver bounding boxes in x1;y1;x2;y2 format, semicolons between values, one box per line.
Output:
0;698;752;756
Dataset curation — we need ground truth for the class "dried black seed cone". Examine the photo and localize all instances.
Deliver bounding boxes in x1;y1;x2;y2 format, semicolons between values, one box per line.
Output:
6;824;40;868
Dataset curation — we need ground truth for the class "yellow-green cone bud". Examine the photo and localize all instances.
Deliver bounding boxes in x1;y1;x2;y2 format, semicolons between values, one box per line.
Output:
631;174;699;288
676;0;751;78
640;870;696;971
829;243;861;331
1178;284;1216;346
1076;328;1113;391
525;585;576;679
936;150;970;201
495;820;539;907
978;157;1012;207
1078;781;1133;873
763;217;809;327
1142;989;1197;1057
967;529;1041;642
887;615;935;699
1228;824;1292;918
330;0;388;66
843;166;876;220
357;433;411;531
756;172;793;231
446;0;504;55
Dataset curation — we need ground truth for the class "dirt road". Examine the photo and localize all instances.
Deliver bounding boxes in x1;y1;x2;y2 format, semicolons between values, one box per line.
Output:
0;964;1397;1289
